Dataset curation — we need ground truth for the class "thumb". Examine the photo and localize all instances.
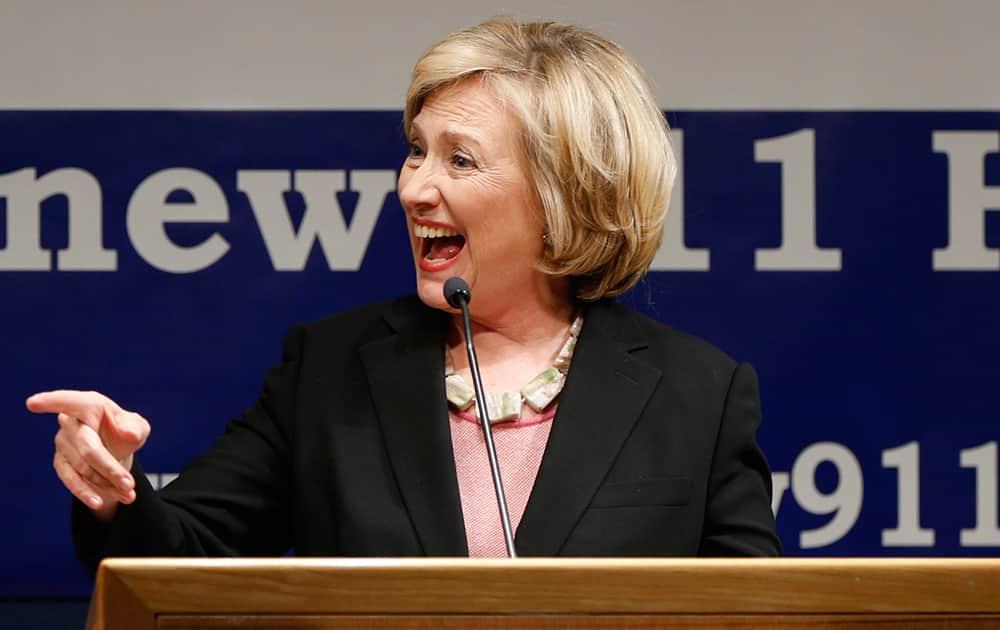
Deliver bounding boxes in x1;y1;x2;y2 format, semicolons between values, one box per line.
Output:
100;409;151;458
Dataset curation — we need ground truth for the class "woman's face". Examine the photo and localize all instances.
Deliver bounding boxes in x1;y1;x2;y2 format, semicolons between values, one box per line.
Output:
398;79;549;317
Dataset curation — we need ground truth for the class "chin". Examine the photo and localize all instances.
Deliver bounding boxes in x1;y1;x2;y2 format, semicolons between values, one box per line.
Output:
415;276;450;312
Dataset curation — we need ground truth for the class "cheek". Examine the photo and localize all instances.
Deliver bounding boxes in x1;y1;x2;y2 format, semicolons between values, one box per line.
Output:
469;211;543;274
461;176;543;269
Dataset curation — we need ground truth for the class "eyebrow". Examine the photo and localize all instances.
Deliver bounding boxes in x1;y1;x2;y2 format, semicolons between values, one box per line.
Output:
410;120;484;151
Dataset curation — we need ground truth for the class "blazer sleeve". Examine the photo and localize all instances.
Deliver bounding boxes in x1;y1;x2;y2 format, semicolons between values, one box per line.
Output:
72;324;307;575
698;362;782;556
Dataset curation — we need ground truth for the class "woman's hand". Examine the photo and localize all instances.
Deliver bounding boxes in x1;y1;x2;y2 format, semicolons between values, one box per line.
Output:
27;390;151;522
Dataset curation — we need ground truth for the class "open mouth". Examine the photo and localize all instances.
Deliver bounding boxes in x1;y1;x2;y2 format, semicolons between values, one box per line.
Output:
415;222;466;268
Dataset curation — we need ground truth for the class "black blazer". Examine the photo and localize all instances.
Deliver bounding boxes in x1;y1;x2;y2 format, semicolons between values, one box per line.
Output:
74;296;780;573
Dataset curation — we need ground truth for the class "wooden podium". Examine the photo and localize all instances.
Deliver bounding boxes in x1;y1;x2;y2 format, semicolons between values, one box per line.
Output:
87;558;1000;629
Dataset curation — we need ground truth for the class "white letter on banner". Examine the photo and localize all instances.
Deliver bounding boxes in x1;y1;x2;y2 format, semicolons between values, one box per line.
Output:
881;441;935;546
237;169;394;271
960;442;1000;546
0;167;117;271
754;129;841;271
650;130;710;270
771;472;790;516
932;132;1000;271
791;442;863;548
127;168;230;273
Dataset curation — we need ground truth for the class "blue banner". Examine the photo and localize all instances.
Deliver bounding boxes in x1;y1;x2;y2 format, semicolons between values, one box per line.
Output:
4;111;998;597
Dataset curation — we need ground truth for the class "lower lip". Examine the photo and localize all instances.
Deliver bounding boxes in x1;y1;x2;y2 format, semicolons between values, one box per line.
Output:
418;248;461;273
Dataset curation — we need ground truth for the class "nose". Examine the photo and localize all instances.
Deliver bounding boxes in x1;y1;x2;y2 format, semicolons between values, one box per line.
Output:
397;159;441;213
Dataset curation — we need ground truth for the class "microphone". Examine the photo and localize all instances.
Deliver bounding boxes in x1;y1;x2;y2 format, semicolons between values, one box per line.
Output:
444;277;471;309
443;277;518;558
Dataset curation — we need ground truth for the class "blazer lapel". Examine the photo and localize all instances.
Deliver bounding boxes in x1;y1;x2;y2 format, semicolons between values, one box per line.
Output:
515;300;662;556
359;299;468;556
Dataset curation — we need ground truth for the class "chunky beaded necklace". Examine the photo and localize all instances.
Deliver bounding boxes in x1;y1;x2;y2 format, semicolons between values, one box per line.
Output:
445;314;583;423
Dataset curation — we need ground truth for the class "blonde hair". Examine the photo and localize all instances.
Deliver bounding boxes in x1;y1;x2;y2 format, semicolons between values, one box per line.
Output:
405;17;675;300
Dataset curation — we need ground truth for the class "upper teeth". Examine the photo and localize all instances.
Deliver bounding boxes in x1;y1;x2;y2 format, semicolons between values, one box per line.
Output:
414;224;459;238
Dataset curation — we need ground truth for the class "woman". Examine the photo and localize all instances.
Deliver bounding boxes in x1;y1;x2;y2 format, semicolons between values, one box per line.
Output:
28;18;780;571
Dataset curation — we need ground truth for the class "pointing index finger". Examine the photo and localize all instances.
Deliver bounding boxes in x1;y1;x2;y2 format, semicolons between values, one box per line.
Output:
26;390;120;428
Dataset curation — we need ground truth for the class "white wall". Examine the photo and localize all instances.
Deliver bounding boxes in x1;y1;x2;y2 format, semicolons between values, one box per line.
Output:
0;0;997;109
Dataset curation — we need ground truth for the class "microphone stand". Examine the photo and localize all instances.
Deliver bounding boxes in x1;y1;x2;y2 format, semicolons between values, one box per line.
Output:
446;278;518;558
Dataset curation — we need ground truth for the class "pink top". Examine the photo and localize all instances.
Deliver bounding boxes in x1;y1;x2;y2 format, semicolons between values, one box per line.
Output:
449;408;555;557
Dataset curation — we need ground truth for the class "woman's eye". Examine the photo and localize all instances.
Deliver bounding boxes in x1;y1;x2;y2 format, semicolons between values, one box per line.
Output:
407;143;425;158
452;153;475;169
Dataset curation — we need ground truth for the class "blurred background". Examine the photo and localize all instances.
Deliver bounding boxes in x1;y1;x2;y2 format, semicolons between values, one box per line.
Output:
3;1;998;626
